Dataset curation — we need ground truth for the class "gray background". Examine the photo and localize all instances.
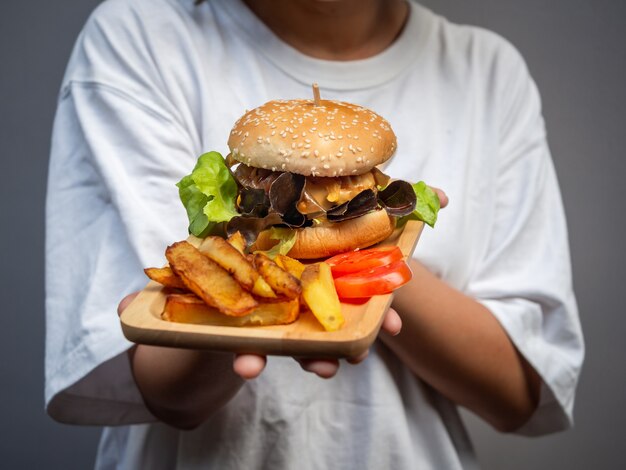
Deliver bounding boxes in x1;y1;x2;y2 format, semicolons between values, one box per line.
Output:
1;0;624;468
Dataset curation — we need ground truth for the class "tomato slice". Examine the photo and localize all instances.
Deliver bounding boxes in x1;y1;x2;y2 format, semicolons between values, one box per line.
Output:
326;246;404;278
333;259;412;298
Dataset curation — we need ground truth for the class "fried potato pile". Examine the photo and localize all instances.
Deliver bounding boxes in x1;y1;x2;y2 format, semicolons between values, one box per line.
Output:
144;233;344;331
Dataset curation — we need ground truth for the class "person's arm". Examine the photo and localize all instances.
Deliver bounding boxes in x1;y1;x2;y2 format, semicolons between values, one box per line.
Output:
128;346;244;429
383;261;541;433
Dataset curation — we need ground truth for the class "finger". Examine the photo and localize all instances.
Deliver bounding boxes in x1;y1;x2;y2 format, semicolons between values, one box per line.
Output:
117;292;140;317
233;354;267;380
297;358;340;378
381;308;402;336
346;349;369;365
430;186;449;209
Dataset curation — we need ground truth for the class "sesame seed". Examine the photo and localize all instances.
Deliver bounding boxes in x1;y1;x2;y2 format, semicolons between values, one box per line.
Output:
323;164;330;169
314;150;320;157
321;156;326;161
304;144;311;149
370;146;374;153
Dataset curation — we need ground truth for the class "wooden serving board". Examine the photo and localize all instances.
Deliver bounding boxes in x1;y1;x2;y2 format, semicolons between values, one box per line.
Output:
120;220;424;358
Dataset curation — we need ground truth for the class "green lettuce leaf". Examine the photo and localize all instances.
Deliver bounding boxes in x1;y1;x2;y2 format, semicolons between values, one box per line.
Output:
177;151;239;237
262;227;298;259
402;181;441;228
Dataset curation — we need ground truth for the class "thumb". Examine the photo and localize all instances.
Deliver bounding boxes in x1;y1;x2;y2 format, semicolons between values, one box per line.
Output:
118;292;140;317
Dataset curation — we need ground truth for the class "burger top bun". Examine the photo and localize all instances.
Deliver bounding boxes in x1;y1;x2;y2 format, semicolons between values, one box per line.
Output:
228;99;397;177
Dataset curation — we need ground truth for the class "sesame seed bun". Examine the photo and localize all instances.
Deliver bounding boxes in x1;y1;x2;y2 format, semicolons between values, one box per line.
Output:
253;209;396;259
228;99;397;177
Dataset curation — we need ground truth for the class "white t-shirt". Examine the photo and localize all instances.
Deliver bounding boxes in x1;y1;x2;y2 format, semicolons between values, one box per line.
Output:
45;0;584;468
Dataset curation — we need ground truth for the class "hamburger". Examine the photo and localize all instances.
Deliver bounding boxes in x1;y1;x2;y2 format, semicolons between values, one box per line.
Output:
177;96;439;259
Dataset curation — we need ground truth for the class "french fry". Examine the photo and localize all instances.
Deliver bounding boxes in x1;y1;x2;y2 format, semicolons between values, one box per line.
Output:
275;254;306;279
226;231;247;255
301;262;345;331
144;267;187;289
163;293;299;327
253;253;302;299
166;241;258;317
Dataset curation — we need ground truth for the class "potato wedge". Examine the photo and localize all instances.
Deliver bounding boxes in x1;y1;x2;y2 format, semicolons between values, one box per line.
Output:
253;253;302;299
226;231;247;255
198;236;277;298
301;262;344;331
274;254;306;279
144;267;187;289
251;276;278;299
163;293;299;327
166;241;258;316
198;236;257;291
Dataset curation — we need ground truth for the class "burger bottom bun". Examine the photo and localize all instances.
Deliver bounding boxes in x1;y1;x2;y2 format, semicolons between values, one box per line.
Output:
254;210;396;259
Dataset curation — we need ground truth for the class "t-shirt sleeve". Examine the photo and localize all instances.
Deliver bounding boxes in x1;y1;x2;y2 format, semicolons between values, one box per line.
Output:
45;4;199;424
464;40;584;435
